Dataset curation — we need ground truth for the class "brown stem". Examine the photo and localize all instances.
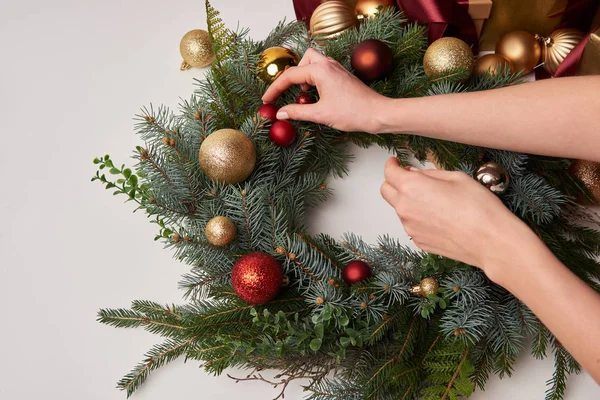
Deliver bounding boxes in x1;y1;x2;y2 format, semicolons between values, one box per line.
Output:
441;348;470;400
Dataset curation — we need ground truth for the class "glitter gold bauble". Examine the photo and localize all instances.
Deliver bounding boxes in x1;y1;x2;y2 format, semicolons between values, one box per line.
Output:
257;47;300;84
538;28;585;76
409;277;440;297
179;29;215;70
495;30;541;74
423;37;474;81
570;159;600;205
355;0;396;18
205;216;236;247
231;252;283;304
474;54;515;77
310;0;358;42
476;161;509;195
198;129;256;184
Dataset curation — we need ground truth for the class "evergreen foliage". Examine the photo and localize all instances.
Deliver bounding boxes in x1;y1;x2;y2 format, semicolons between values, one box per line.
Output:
92;3;599;399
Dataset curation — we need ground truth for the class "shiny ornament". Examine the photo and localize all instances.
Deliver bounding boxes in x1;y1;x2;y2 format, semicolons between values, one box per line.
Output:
569;159;600;205
409;277;439;297
355;0;396;18
269;120;296;147
257;104;279;123
351;39;394;81
495;30;541;74
296;92;314;104
342;260;372;285
205;216;236;247
199;129;256;184
257;47;300;84
179;29;214;70
474;54;515;77
538;29;585;76
310;0;358;43
423;37;474;81
231;252;283;304
475;162;509;195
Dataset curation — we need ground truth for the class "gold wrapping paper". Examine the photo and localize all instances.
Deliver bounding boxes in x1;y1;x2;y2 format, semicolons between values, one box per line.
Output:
469;0;493;36
577;28;600;76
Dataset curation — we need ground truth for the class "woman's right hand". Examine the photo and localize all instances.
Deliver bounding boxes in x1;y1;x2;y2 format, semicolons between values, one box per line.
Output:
261;48;388;133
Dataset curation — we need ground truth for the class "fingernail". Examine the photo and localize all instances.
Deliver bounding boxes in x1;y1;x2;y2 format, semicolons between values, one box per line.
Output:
409;167;419;172
276;111;289;120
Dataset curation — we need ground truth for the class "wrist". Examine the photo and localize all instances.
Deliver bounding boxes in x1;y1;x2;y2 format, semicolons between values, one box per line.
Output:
371;96;402;134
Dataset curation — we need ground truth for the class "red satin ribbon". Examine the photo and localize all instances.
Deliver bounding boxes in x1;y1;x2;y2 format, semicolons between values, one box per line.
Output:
293;0;321;27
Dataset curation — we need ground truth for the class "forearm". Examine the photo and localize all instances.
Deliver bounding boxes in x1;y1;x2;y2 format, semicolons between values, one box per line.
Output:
485;222;600;383
377;76;600;162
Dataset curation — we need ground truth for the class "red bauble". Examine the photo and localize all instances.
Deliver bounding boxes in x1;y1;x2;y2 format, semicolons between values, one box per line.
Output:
269;120;296;147
231;252;283;304
296;93;314;104
342;260;372;285
257;104;279;123
351;39;393;81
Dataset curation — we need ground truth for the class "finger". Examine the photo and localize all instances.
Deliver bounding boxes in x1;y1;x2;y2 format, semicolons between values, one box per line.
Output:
298;48;328;67
380;182;398;206
413;168;466;182
262;65;318;103
276;103;321;123
383;157;408;188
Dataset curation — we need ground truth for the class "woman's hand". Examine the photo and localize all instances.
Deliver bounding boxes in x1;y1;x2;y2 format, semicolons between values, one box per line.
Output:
261;48;387;133
380;158;538;278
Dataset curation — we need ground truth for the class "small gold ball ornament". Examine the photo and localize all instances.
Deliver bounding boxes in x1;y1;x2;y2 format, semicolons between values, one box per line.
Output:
569;159;600;205
474;54;515;77
476;162;509;195
355;0;396;18
310;0;359;43
257;47;300;84
495;30;541;74
199;129;256;184
179;29;215;70
538;29;585;76
205;216;236;246
409;277;440;297
423;37;474;81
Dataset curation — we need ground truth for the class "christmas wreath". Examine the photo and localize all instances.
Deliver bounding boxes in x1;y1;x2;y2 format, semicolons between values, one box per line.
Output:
93;2;600;399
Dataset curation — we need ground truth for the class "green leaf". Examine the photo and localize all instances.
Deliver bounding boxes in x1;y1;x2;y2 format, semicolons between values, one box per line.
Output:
104;154;110;161
99;164;105;170
314;323;324;339
105;183;116;189
340;337;351;347
355;336;363;347
339;315;350;327
421;309;429;318
439;298;447;309
249;308;257;317
93;158;100;164
162;229;173;238
105;160;114;168
129;175;138;187
109;168;120;175
309;338;322;351
116;179;125;184
123;168;132;179
129;188;136;198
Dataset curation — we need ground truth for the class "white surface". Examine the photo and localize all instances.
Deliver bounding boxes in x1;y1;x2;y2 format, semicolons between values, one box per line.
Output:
0;0;597;399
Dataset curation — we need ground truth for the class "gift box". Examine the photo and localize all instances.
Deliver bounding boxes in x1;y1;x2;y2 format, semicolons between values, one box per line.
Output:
479;0;599;51
468;0;493;37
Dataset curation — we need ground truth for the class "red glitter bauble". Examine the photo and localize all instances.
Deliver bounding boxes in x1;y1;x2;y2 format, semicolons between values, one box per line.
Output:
231;252;283;304
257;104;279;123
269;120;296;147
350;39;393;81
296;93;314;104
342;260;372;285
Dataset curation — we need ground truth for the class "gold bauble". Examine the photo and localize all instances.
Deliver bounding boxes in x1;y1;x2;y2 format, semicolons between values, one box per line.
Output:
409;277;440;297
570;159;600;205
423;37;474;81
257;47;300;84
538;29;585;76
310;0;358;42
206;216;236;246
474;54;515;77
179;29;215;70
475;162;509;195
495;30;541;74
199;129;256;184
355;0;396;18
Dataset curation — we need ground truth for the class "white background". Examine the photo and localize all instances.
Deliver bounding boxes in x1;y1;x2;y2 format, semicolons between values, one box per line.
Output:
0;0;598;399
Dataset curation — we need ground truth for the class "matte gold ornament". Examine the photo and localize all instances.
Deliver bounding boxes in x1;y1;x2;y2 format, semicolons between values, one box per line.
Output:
537;28;585;76
205;216;236;246
355;0;396;18
474;53;515;77
570;159;600;205
179;29;215;70
423;37;474;81
310;0;358;42
409;277;440;297
199;129;256;184
495;30;541;74
257;47;300;84
476;162;509;195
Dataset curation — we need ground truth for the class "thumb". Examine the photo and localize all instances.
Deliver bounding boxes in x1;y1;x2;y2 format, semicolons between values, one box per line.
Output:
277;103;320;123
